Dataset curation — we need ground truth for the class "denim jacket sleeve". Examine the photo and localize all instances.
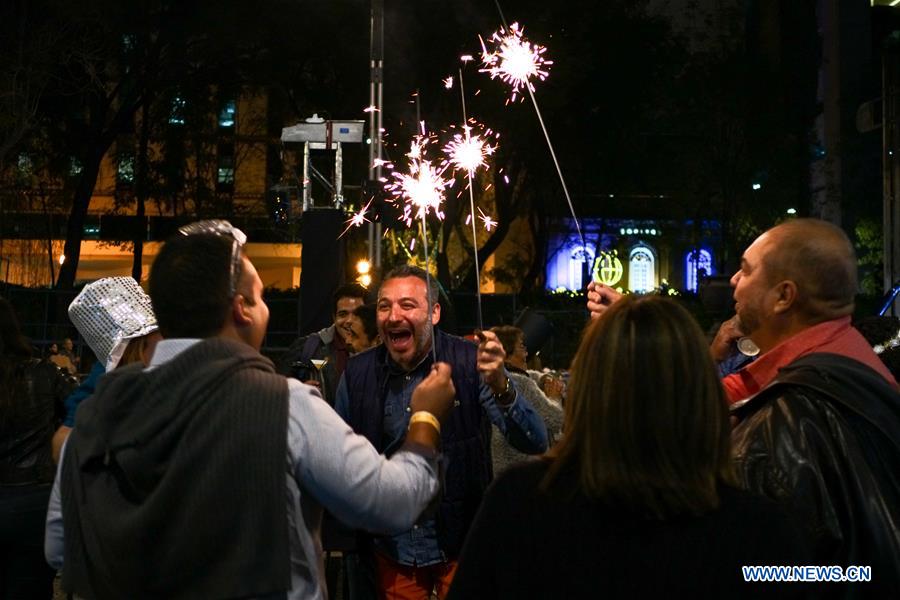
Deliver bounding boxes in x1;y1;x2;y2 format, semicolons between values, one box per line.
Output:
479;370;548;454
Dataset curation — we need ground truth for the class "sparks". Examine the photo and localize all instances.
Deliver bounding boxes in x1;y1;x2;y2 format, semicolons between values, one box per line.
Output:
479;22;552;103
478;208;497;232
339;200;373;237
443;126;497;175
363;105;380;113
386;137;452;225
443;76;454;89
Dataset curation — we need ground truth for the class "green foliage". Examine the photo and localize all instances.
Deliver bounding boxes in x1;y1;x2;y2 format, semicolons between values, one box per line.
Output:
855;218;883;297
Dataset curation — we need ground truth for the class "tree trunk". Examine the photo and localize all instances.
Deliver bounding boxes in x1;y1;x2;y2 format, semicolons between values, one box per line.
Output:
56;150;104;288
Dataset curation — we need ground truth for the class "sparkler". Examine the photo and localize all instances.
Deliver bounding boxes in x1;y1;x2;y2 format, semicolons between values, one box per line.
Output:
444;125;496;176
388;137;451;226
447;66;500;330
479;22;586;249
479;23;551;104
386;136;452;362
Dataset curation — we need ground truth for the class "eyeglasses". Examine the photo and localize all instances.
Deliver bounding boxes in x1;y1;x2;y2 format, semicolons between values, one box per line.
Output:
178;220;248;297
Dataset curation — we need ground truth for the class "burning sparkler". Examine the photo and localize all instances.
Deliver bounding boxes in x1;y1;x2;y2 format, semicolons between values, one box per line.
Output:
479;22;552;104
448;65;502;329
385;136;450;361
444;125;497;176
479;21;585;248
387;137;452;226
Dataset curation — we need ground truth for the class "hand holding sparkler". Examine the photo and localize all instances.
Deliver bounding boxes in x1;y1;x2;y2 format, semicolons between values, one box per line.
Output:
474;329;512;400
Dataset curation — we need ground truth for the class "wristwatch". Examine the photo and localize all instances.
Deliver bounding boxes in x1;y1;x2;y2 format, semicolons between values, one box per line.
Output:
493;376;515;407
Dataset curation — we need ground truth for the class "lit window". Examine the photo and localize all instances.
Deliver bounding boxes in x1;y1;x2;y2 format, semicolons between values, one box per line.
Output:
169;96;185;125
217;143;235;186
117;153;134;185
218;99;236;129
685;249;713;292
17;153;33;181
628;245;656;293
545;240;595;291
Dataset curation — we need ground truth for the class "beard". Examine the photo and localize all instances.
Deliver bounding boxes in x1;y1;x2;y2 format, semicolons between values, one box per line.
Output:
736;304;762;337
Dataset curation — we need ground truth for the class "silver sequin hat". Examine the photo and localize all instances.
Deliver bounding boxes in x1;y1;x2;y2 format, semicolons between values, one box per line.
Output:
68;277;158;370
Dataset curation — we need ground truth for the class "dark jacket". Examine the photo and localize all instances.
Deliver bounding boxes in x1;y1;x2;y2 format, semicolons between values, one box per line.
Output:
61;338;290;600
278;325;345;406
0;358;74;486
732;352;900;599
343;330;491;557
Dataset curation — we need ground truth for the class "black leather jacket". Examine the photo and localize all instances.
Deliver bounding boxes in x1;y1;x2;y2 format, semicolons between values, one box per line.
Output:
732;353;900;599
0;357;75;486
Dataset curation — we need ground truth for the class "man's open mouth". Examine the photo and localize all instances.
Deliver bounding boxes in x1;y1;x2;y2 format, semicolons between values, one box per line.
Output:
387;330;413;349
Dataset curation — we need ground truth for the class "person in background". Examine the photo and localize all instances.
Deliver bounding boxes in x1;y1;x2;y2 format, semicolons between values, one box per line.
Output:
47;342;76;375
50;277;162;463
537;372;566;405
279;283;368;405
489;325;563;475
448;296;811;599
59;338;80;372
346;303;380;354
0;297;75;599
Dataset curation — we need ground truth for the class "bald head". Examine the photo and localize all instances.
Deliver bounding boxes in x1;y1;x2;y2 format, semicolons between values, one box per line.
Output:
761;219;857;322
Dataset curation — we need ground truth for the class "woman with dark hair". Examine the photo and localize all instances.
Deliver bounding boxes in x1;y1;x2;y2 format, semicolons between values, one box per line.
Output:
489;325;563;475
0;297;74;598
449;296;810;599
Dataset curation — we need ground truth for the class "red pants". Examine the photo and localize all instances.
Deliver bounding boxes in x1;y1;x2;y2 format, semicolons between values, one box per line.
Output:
374;552;459;600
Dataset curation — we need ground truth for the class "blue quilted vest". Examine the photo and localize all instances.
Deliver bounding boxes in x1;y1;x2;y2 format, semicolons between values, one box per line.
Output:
344;329;493;556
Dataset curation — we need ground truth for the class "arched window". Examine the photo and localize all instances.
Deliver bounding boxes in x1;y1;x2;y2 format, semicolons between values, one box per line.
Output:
546;241;595;291
628;245;656;293
685;249;714;292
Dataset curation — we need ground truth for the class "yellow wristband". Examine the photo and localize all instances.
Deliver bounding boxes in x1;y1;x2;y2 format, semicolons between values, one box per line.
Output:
408;411;441;434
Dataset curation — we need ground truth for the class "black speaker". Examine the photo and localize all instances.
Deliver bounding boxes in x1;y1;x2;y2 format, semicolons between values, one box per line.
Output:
299;209;346;334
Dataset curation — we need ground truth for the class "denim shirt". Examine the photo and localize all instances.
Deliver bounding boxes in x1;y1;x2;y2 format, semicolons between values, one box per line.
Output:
336;354;548;566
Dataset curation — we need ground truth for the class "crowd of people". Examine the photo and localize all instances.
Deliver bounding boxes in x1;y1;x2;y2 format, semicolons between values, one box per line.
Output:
1;217;899;599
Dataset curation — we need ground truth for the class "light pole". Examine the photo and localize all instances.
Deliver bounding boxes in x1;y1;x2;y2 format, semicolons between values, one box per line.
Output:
368;0;384;268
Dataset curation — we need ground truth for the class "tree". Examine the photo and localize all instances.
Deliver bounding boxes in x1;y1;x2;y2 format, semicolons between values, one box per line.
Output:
20;0;320;287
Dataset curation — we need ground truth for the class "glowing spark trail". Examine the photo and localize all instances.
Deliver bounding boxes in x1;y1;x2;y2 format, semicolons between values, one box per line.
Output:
478;207;497;232
443;76;454;89
479;22;552;104
479;21;585;248
340;200;373;237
